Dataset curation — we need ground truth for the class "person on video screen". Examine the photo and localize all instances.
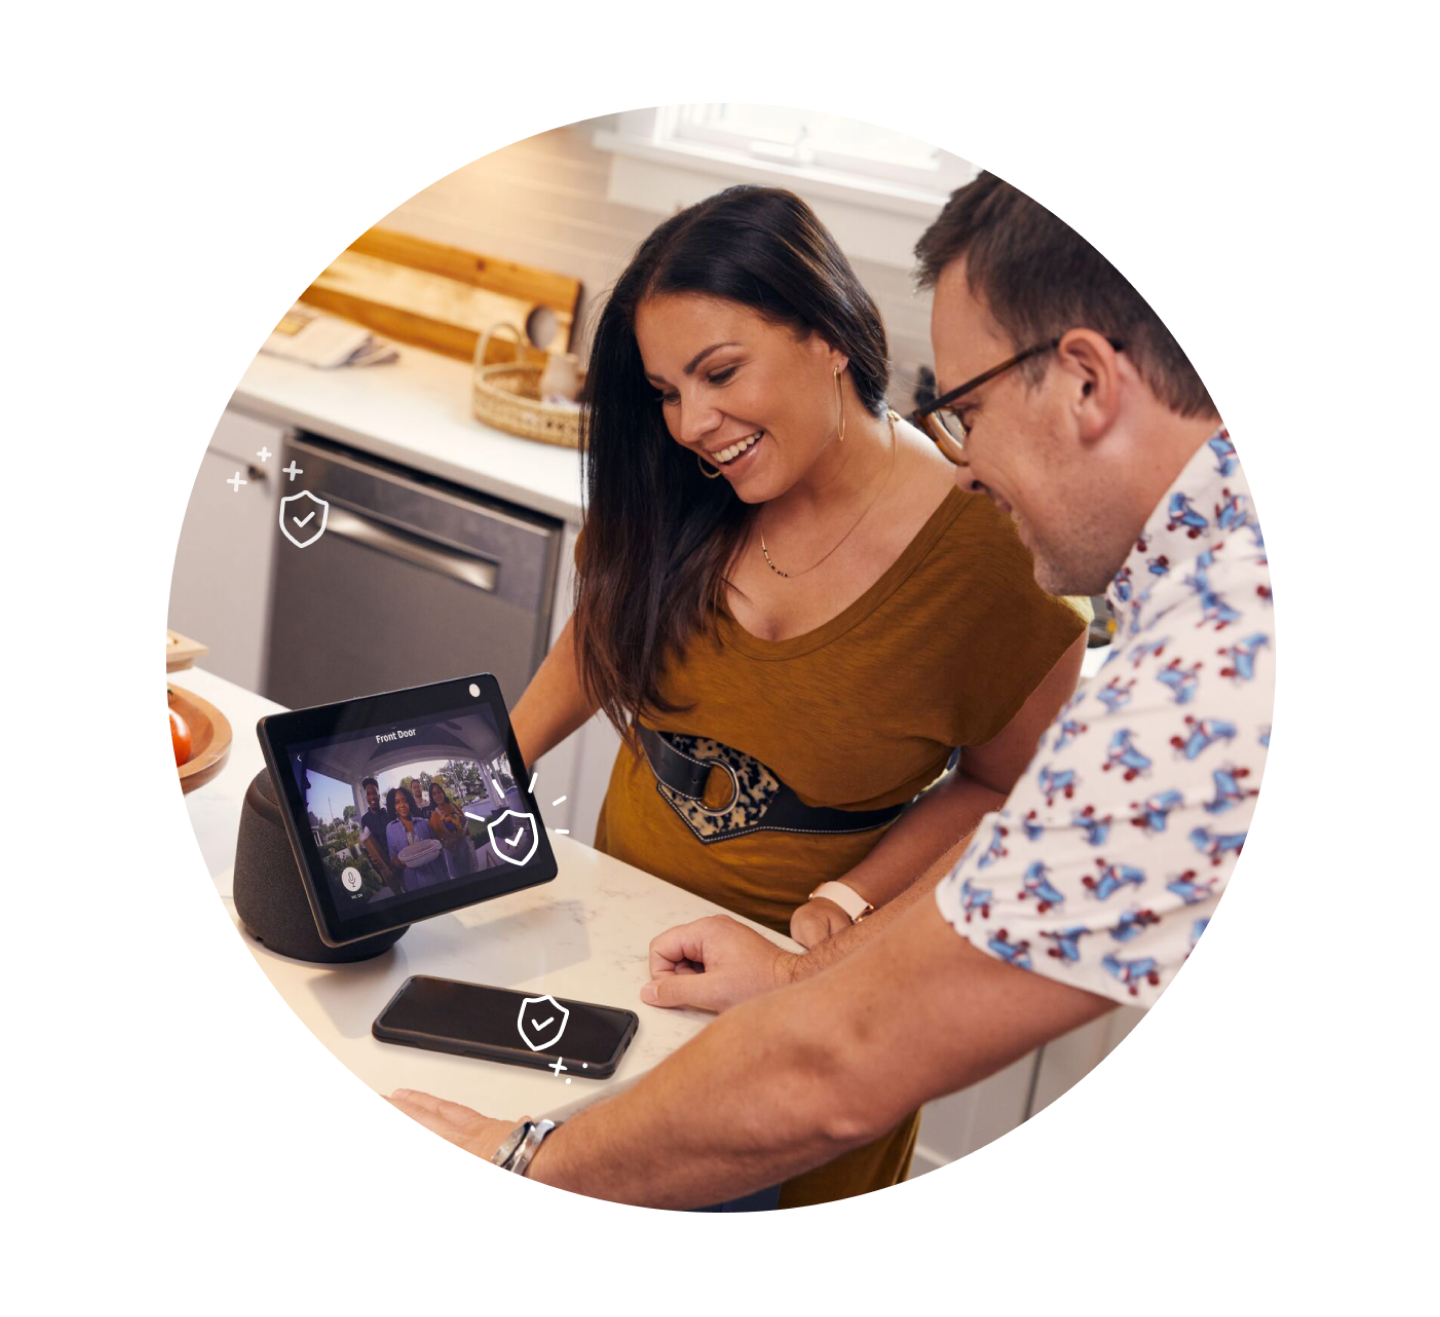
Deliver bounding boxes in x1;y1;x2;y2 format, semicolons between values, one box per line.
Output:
427;782;479;878
406;777;433;821
385;785;448;890
357;776;402;896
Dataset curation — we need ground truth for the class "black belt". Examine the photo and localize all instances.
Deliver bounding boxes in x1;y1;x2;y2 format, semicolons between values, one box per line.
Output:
636;724;908;845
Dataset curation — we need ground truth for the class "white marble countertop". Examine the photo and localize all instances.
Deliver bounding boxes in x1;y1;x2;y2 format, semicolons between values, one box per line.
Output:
175;665;796;1123
230;345;585;524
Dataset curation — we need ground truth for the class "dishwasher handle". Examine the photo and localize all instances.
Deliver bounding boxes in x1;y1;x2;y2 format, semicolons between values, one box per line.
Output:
324;505;498;593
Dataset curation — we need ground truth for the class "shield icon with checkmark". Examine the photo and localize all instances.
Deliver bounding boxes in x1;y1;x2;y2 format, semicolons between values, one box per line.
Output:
279;490;329;549
517;993;569;1052
487;808;539;867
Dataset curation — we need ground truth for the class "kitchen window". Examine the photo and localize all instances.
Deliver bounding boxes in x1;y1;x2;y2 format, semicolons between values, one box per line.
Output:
660;104;972;195
593;105;976;270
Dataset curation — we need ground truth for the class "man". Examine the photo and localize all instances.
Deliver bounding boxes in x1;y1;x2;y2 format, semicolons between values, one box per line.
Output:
357;776;401;895
389;173;1274;1206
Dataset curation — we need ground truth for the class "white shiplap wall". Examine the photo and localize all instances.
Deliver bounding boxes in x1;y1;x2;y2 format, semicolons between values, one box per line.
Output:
378;120;937;411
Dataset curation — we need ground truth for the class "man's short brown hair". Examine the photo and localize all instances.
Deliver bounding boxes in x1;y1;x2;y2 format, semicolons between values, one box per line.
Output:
916;172;1216;418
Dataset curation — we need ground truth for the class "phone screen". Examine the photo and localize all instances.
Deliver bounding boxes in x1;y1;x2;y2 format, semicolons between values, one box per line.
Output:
376;976;636;1071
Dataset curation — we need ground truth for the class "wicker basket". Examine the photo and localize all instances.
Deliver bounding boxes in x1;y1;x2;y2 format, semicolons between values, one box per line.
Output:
471;323;584;449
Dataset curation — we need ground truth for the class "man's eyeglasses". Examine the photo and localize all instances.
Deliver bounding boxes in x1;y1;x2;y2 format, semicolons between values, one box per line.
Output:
914;336;1123;462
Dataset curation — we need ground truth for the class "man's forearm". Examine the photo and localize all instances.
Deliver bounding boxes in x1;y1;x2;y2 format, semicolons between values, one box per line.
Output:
524;896;1113;1208
525;977;868;1207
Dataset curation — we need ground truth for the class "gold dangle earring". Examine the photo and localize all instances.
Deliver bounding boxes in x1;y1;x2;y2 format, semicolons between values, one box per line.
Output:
698;454;723;479
834;364;845;442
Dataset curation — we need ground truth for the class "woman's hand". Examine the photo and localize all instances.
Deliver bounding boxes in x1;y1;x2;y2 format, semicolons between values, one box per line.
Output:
388;1089;523;1162
789;897;853;948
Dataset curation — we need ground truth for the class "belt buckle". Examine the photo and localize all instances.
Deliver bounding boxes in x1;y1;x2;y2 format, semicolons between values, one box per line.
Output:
692;757;741;817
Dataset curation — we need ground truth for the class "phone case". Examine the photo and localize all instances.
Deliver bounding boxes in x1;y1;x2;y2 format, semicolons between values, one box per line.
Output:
371;976;639;1080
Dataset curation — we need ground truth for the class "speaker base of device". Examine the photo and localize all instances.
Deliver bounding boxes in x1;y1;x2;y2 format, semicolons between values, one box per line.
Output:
233;768;409;964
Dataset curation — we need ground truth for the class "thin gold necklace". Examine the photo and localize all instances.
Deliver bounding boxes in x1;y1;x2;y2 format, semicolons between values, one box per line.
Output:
759;410;899;579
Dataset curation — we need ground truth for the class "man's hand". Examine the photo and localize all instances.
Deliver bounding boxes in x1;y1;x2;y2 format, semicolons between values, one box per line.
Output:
388;1089;521;1162
642;915;799;1013
789;897;853;948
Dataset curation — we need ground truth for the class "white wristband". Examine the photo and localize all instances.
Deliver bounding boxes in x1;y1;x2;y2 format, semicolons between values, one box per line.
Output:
807;881;874;924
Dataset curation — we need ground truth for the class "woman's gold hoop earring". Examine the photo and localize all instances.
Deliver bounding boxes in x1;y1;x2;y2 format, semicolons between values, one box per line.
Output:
698;454;723;479
834;364;845;443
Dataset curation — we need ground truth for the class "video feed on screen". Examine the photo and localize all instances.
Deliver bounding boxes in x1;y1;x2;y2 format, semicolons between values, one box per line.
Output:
287;705;532;908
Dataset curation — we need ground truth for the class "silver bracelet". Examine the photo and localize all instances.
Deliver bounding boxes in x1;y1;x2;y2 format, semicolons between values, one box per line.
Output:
491;1122;530;1170
508;1119;557;1176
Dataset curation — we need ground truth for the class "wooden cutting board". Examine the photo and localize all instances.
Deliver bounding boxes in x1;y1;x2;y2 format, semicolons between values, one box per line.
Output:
166;628;209;672
299;227;582;366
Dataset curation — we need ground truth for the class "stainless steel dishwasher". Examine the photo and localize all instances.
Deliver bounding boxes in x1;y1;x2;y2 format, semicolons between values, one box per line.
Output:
264;433;563;710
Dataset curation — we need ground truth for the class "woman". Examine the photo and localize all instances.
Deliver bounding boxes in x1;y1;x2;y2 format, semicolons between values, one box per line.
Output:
384;786;449;890
428;781;480;879
510;185;1087;1207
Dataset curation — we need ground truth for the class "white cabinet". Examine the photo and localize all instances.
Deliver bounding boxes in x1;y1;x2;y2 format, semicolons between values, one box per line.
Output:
1029;1006;1144;1115
910;1005;1144;1176
912;1053;1038;1175
168;410;287;693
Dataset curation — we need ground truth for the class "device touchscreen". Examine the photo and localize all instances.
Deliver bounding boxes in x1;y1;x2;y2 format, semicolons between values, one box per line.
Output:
261;676;556;945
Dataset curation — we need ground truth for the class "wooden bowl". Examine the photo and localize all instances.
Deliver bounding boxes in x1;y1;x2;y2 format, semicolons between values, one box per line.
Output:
169;682;233;794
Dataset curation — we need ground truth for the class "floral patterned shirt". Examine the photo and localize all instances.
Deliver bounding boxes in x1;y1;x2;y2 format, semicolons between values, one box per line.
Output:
934;429;1273;1004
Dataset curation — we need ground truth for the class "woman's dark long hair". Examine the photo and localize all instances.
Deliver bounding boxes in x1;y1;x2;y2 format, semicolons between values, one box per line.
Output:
575;185;890;739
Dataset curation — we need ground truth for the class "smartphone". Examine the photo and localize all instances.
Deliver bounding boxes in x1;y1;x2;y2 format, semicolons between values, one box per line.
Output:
372;975;638;1079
